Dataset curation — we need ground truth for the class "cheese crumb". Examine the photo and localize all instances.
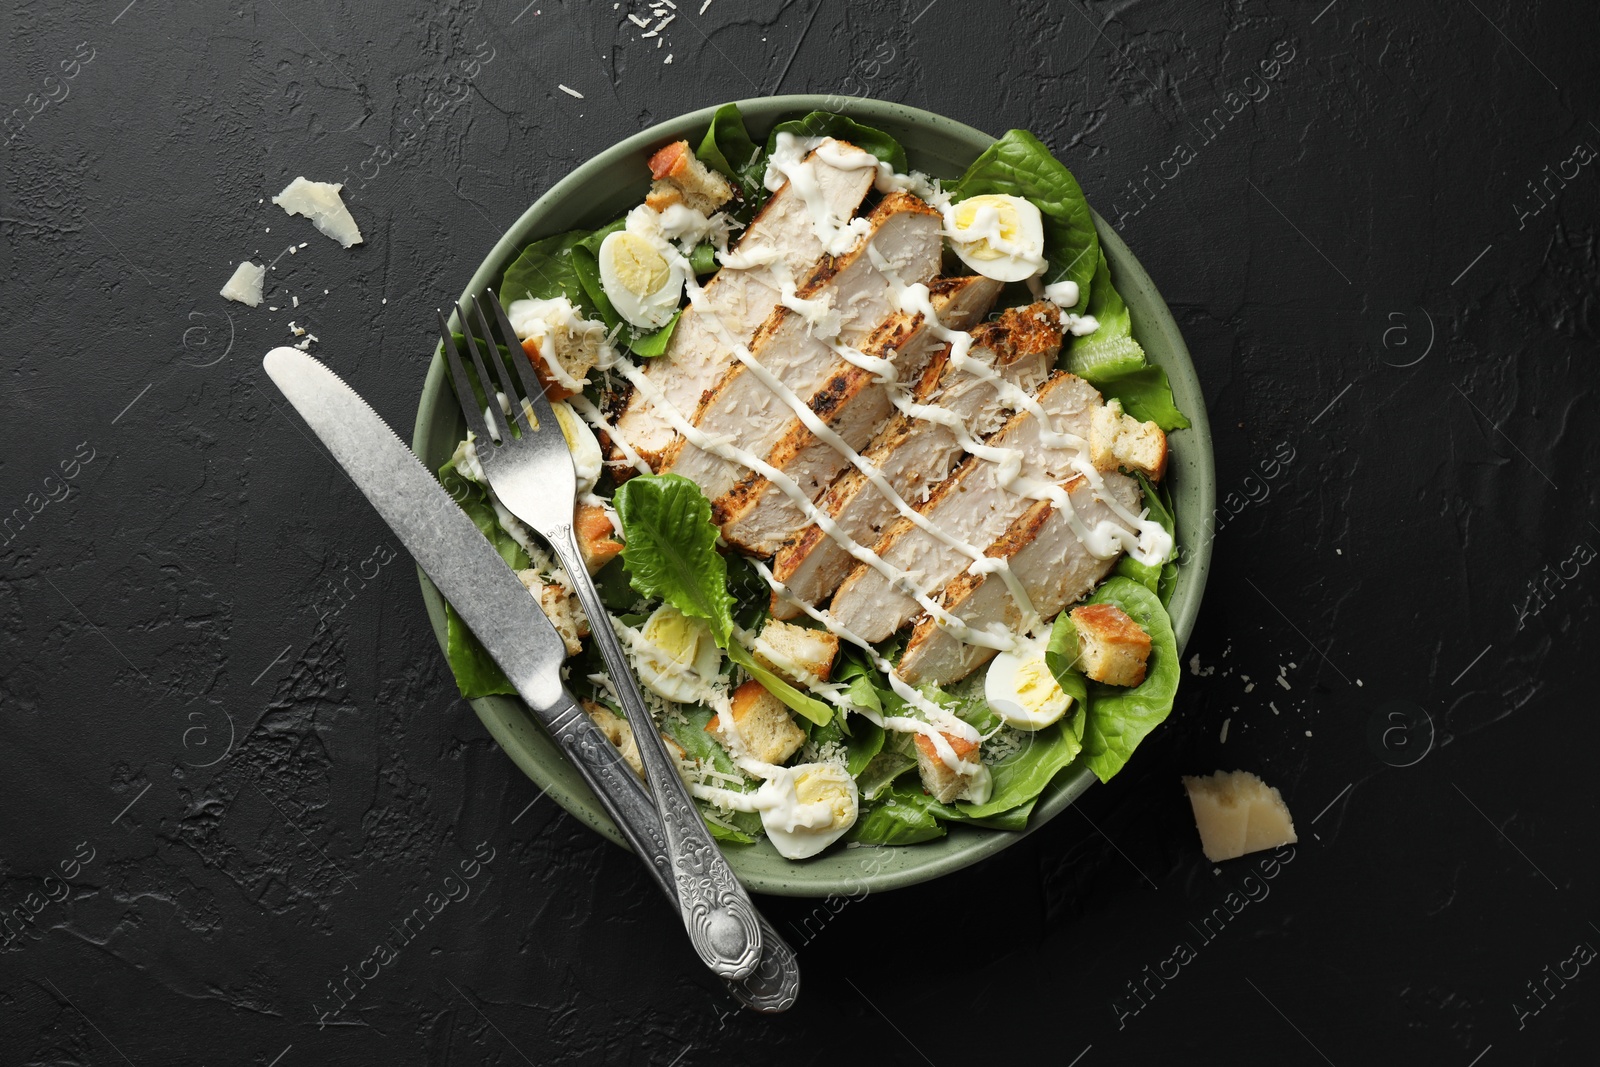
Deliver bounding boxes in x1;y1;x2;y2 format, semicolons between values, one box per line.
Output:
219;261;266;307
271;176;364;248
1182;770;1297;862
292;296;299;308
558;84;584;98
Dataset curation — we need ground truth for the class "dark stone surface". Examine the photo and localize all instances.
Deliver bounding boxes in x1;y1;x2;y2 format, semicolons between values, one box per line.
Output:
3;0;1597;1063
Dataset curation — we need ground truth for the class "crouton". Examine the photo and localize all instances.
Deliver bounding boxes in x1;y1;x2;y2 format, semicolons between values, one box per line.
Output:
751;618;839;688
645;140;734;214
575;503;623;574
517;571;590;656
707;680;806;766
1181;770;1298;862
581;699;685;779
913;731;987;804
521;324;603;402
1089;399;1168;481
1070;602;1152;687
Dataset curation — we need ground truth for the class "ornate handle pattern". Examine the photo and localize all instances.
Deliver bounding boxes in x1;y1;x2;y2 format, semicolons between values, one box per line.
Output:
550;525;764;981
544;696;799;1011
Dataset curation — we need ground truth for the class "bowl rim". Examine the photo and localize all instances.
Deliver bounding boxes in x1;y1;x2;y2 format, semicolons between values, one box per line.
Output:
411;94;1215;896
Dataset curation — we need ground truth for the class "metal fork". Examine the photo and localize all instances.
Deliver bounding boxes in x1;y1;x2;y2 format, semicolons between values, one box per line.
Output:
438;296;764;982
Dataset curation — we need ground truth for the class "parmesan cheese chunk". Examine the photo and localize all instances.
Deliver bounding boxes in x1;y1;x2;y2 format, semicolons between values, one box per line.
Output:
219;261;266;306
1182;770;1298;862
271;177;364;248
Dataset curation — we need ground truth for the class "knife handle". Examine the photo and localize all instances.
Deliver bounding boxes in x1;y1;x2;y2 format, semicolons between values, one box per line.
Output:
542;693;800;1012
548;524;764;982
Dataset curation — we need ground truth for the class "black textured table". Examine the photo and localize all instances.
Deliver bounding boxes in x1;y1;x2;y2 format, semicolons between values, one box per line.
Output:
4;1;1597;1063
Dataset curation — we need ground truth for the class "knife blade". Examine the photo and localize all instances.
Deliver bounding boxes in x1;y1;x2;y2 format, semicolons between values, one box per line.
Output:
261;347;798;1012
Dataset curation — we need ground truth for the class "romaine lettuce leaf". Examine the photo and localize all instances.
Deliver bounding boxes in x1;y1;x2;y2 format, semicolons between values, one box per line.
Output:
764;111;907;173
847;784;956;845
612;474;832;725
1096;365;1191;432
438;457;529;697
1053;577;1180;783
696;102;766;201
1067;250;1190;431
498;229;590;308
658;702;763;843
948;129;1098;312
1113;474;1177;599
956;714;1084;821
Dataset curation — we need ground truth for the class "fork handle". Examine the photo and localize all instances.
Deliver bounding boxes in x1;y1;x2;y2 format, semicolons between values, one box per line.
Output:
549;523;765;982
540;691;799;1011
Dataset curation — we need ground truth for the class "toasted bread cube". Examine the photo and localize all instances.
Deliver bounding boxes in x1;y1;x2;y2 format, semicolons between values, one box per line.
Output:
1181;770;1298;862
1071;602;1152;687
913;731;985;804
582;699;684;779
517;570;590;656
575;503;623;574
707;680;806;766
1089;399;1168;481
645;140;734;214
751;618;839;688
520;326;603;403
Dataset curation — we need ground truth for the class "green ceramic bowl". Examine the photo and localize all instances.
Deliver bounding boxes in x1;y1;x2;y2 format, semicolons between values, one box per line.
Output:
412;95;1215;897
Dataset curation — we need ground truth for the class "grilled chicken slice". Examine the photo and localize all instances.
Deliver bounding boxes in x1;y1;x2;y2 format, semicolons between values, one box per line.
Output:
659;191;944;504
896;472;1142;686
826;371;1107;643
608;139;877;471
716;276;1001;554
769;304;1062;619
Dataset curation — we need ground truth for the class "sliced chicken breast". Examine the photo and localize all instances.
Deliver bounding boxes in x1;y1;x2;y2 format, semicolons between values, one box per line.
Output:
608;140;877;470
716;276;1001;554
659;192;944;503
768;304;1063;619
896;471;1142;686
827;371;1107;643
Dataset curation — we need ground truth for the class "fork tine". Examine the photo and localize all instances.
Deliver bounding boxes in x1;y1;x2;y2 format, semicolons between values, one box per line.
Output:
469;297;531;435
483;295;554;415
456;305;511;442
437;310;495;446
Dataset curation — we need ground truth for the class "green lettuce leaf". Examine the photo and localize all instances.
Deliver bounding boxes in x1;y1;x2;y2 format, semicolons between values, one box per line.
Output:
805;709;884;778
1096;365;1191;432
1113;474;1177;598
437;457;530;698
445;603;516;698
1060;577;1180;783
696;102;766;200
613;473;737;643
855;750;917;800
765;111;907;172
847;784;956;846
948;129;1098;311
956;717;1083;821
657;704;763;844
1066;250;1189;431
1066;248;1144;381
612;474;832;725
497;229;589;308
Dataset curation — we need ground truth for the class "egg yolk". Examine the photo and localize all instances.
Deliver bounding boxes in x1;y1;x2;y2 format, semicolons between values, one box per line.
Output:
608;232;672;295
951;195;1029;261
1014;657;1068;713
